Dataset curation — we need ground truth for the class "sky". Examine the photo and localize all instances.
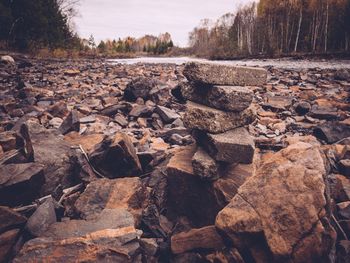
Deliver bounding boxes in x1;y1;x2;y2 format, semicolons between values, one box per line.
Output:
74;0;255;47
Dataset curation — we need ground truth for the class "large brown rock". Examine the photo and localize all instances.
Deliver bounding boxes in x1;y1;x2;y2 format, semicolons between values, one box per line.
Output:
0;229;21;262
195;128;255;164
0;162;45;206
180;82;253;112
216;142;336;263
183;62;267;86
183;102;255;134
89;132;142;178
74;177;148;225
166;146;223;227
171;225;224;254
14;209;140;263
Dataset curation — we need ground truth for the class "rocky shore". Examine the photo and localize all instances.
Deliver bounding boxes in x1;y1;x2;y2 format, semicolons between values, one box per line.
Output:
0;55;350;262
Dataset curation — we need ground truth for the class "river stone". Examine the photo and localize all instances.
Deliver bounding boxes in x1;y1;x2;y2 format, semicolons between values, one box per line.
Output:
180;82;253;112
195;128;255;164
183;101;255;134
183;62;267;86
216;142;336;263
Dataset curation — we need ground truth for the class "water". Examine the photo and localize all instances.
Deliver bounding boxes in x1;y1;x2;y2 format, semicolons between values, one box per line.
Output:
108;56;350;70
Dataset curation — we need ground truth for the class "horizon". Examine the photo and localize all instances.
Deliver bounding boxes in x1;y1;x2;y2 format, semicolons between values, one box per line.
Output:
74;0;255;47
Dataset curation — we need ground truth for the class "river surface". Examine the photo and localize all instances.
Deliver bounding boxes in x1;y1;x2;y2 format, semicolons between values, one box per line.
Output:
109;56;350;70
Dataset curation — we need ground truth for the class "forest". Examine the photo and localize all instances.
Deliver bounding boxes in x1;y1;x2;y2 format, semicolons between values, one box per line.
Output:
189;0;350;58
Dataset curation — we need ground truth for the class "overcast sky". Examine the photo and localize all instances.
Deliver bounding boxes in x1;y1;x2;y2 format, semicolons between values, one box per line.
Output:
74;0;255;47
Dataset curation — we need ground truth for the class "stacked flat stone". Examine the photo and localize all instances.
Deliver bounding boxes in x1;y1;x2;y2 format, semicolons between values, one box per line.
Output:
181;62;267;181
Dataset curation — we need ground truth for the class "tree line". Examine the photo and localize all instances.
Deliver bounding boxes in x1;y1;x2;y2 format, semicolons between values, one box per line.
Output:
89;33;174;56
189;0;350;58
0;0;81;51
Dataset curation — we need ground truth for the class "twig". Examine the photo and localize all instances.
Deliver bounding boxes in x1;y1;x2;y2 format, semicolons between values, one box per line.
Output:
77;144;106;178
332;214;349;240
58;183;83;205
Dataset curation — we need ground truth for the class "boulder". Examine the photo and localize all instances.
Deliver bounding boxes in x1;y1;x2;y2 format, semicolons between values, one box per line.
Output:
339;159;350;177
25;197;57;237
171;225;224;254
89;132;142;178
25;122;81;195
166;146;223;227
180;82;253;112
183;101;255;134
74;177;148;225
14;209;141;262
216;142;336;263
0;163;45;206
195;128;255;164
124;77;165;102
183;62;267;86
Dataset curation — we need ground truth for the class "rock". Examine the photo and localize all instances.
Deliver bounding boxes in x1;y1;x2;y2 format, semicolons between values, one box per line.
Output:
155;106;180;123
25;197;56;237
216;142;336;263
192;147;221;181
89;132;142;178
294;101;311;115
309;106;339;120
0;206;27;233
330;174;350;202
14;209;141;262
64;69;80;76
64;132;104;152
171;226;224;254
140;238;158;256
129;104;154;117
166;146;223;227
337;201;350;220
0;229;21;262
335;69;350;81
195;128;255;164
183;62;267;86
0;163;45;206
124;77;164;101
26;122;81;195
314;122;350;144
339;159;350;177
48;117;63;128
115;114;129;127
180;82;254;112
74;177;148;225
263;96;293;111
58;110;80;135
184;101;255;134
1;55;15;64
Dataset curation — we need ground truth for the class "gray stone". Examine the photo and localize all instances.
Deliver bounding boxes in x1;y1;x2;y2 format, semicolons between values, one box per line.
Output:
195;128;255;164
183;62;267;86
58;110;80;135
180;82;253;112
192;147;221;181
183;101;255;134
155;106;180;123
26;197;57;237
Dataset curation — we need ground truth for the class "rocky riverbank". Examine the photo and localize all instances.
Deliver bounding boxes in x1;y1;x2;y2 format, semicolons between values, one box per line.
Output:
0;55;349;262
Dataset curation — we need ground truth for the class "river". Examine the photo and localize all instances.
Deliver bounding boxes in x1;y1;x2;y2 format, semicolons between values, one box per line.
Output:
109;56;350;70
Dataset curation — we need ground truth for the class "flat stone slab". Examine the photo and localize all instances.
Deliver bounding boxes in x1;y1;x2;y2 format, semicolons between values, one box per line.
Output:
183;62;267;86
195;128;255;164
180;82;253;112
183;101;255;134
